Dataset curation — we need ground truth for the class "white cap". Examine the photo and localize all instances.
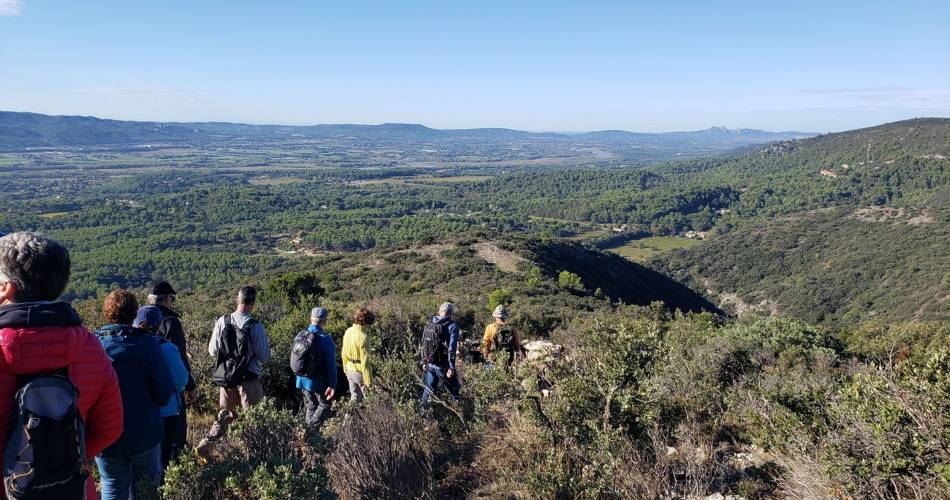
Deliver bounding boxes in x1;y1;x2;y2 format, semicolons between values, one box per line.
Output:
492;305;509;319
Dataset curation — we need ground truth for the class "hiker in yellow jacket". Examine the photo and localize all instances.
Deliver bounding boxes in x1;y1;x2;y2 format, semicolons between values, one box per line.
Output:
482;305;524;367
341;307;375;402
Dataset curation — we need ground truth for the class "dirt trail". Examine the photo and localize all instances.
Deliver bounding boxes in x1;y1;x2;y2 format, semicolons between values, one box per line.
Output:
472;242;528;274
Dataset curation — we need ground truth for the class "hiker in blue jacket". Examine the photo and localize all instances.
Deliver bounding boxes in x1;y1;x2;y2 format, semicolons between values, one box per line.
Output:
96;290;175;500
295;307;338;427
420;302;462;403
134;305;189;470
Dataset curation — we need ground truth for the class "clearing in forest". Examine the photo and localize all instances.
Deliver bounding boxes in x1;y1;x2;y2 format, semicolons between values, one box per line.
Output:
607;236;702;262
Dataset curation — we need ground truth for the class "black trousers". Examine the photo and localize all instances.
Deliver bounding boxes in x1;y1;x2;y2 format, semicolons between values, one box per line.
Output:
161;407;188;469
301;389;331;427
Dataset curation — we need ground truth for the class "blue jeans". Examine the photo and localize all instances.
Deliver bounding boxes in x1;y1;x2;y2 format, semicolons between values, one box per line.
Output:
96;444;162;500
421;364;461;402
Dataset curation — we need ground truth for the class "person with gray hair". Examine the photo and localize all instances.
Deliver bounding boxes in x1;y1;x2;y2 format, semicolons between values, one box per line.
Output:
0;232;124;498
292;307;337;427
208;286;270;409
196;286;271;460
0;231;72;302
420;302;462;403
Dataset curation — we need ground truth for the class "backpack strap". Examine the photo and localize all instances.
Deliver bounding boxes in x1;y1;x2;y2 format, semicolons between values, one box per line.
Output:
242;318;258;334
158;314;176;338
445;321;458;344
239;318;260;366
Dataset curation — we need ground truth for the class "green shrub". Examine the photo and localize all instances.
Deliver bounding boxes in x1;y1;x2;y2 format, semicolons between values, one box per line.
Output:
260;271;323;308
486;288;512;312
545;314;664;441
162;402;330;499
526;266;543;287
556;270;584;291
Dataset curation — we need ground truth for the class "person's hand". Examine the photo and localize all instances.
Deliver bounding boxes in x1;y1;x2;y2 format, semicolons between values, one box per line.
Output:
446;368;455;379
325;387;335;400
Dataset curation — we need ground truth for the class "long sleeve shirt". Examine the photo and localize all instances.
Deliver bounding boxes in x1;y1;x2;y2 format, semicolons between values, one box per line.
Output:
97;324;175;457
425;315;460;371
156;339;189;417
341;324;372;386
295;325;338;393
156;305;196;391
208;311;271;376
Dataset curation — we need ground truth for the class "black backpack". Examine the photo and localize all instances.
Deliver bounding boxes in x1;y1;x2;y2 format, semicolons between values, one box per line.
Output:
3;368;87;500
420;318;452;368
212;315;258;388
493;325;516;353
289;330;323;378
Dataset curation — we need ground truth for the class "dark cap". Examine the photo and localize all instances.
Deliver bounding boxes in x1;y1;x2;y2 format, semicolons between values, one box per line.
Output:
134;305;164;331
150;280;176;296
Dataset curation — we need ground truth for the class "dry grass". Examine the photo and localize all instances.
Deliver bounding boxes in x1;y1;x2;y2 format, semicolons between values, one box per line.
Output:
472;242;528;274
326;398;435;500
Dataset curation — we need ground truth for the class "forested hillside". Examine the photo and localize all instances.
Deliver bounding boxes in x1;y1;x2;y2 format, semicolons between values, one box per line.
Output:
652;206;948;325
649;119;950;325
0;117;946;327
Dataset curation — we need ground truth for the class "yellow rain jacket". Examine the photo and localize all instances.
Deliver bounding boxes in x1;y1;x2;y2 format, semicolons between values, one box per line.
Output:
342;324;372;386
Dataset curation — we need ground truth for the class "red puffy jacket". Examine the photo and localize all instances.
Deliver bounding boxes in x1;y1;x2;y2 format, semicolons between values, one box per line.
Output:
0;301;124;500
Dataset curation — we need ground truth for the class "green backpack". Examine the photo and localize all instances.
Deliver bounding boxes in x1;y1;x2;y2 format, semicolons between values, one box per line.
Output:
493;325;515;353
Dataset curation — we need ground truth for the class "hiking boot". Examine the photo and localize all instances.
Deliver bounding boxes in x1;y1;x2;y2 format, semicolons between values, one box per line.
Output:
193;439;212;463
193;410;234;462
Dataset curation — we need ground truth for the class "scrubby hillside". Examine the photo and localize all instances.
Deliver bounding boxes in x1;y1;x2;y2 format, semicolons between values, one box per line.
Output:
647;118;949;220
523;238;719;313
83;277;948;499
651;205;949;325
258;236;720;334
646;118;950;326
69;233;949;499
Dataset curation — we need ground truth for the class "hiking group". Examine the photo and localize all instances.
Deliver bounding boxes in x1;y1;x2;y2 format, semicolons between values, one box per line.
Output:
0;231;526;500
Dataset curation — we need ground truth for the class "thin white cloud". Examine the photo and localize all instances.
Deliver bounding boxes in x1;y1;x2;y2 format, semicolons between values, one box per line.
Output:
0;0;23;17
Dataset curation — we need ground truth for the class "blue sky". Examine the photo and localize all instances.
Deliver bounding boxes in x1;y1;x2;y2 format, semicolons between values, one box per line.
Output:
1;0;948;132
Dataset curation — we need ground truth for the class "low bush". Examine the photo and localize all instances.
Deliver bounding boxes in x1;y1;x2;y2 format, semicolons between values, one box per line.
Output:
325;398;435;499
162;402;330;500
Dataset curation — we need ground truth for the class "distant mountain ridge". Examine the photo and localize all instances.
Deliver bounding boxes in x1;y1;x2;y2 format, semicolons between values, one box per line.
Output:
0;111;813;149
575;126;811;143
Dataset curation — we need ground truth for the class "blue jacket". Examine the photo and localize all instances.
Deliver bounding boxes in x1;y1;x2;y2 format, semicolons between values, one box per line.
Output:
424;315;460;370
97;324;175;457
156;337;188;418
295;325;338;394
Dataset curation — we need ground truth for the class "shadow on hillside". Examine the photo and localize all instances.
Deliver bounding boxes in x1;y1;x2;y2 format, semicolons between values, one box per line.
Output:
527;240;721;314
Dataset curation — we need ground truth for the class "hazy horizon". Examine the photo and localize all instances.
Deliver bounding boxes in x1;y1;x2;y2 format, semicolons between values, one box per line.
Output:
3;108;842;134
1;0;948;132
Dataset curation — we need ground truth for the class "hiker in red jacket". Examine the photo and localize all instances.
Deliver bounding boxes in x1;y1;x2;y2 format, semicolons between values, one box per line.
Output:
0;232;124;499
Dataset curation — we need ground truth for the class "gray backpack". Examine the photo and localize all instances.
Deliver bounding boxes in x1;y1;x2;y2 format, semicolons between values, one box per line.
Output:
290;330;323;378
3;367;87;500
